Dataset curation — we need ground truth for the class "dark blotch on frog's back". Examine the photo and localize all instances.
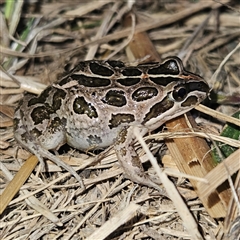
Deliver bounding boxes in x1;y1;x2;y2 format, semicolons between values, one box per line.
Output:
73;96;98;118
109;113;135;129
102;90;127;107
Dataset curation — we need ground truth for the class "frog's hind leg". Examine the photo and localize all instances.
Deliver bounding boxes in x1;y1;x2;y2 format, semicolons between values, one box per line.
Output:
35;147;85;189
14;108;85;189
114;127;165;195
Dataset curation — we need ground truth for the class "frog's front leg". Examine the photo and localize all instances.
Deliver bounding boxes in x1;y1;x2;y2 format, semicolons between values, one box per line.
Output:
114;126;164;193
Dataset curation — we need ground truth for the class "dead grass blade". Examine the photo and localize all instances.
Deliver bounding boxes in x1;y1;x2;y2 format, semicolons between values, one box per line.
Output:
0;155;38;215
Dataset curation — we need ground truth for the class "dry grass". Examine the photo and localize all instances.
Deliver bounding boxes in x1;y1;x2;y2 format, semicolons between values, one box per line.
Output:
0;1;240;239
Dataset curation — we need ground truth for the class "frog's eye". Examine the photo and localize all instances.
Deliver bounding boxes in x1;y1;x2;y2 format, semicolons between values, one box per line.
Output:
172;85;187;101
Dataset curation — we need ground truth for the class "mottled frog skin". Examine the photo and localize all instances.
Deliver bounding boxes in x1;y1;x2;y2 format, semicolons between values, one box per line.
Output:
14;57;209;190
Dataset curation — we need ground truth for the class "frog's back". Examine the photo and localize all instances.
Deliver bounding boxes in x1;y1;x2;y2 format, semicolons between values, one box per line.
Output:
15;58;209;151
